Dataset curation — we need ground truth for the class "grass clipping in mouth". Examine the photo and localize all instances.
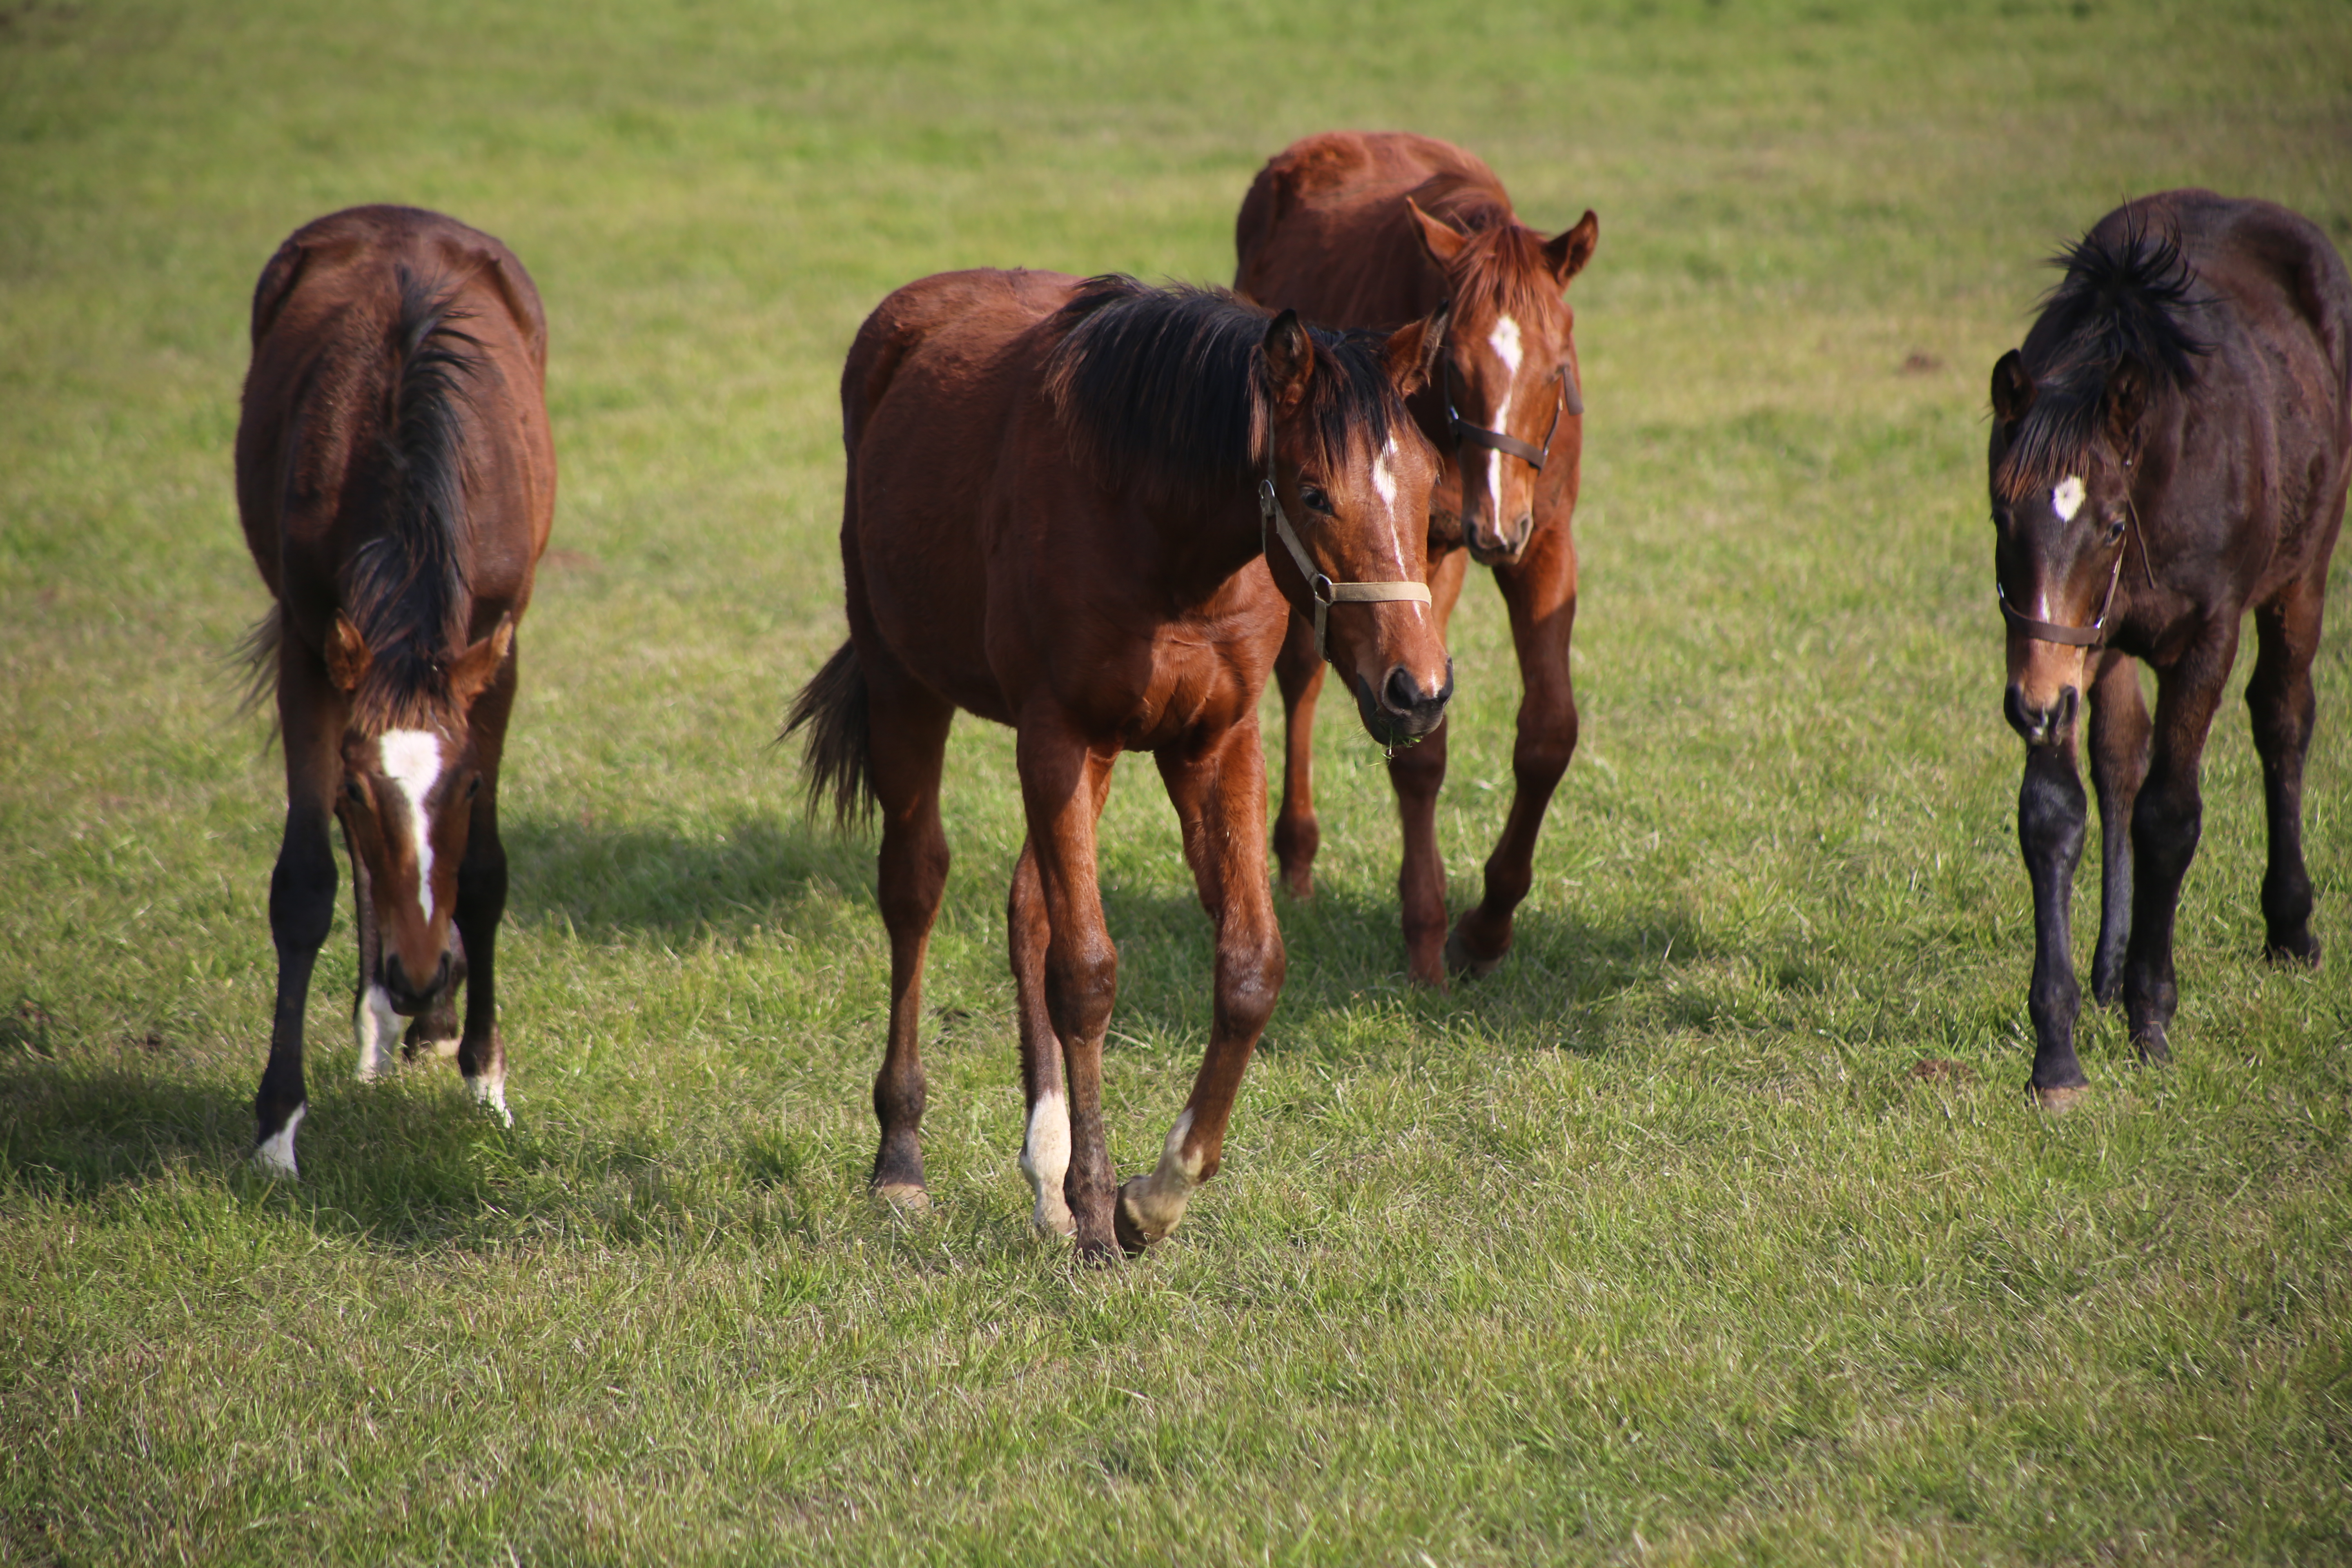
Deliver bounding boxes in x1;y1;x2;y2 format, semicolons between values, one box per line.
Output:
2;0;2349;1562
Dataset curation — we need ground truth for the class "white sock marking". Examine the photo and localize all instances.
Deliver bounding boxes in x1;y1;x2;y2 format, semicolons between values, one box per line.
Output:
2052;475;2085;522
469;1069;512;1128
1483;315;1523;529
1121;1107;1202;1240
354;983;401;1080
1020;1089;1075;1239
377;729;444;926
252;1104;305;1178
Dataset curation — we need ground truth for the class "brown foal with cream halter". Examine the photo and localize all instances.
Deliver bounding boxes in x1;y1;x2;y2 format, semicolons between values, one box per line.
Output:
788;270;1452;1259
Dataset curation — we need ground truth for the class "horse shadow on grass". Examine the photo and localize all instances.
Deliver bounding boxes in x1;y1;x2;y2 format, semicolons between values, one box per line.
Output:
0;806;1737;1246
497;804;1714;1059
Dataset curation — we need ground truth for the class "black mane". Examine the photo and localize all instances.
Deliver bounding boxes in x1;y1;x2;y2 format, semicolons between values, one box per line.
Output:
1997;220;2212;498
1042;276;1404;509
344;266;481;726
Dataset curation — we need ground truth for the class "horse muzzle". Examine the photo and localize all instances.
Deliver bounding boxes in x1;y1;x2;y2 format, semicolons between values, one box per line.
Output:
1353;659;1454;748
2005;682;2079;748
380;950;453;1015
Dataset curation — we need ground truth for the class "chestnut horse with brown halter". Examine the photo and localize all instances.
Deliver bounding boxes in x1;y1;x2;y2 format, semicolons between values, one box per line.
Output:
236;206;556;1174
787;269;1452;1259
1989;192;2349;1107
1236;131;1598;985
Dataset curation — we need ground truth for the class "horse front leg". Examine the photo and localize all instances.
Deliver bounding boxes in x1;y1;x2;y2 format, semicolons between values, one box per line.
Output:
2018;735;2090;1105
2125;625;2236;1064
2085;651;2150;1006
254;647;345;1176
1448;521;1577;978
1270;610;1325;899
1390;546;1470;987
1119;720;1284;1253
452;645;518;1123
2248;579;2326;967
1017;715;1123;1260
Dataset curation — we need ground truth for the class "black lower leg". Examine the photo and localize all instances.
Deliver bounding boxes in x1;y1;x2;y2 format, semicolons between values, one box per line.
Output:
2019;744;2089;1093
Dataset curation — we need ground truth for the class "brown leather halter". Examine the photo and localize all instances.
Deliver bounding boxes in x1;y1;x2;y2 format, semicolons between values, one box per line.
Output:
1258;454;1432;664
1996;488;2151;649
1443;358;1580;470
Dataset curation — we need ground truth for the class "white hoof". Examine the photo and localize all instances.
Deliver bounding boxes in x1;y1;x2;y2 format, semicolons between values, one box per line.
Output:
251;1106;304;1178
469;1073;513;1128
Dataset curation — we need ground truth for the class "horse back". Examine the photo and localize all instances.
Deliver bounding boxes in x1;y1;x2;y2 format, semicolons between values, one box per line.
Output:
236;205;555;649
1236;130;1511;327
839;268;1085;723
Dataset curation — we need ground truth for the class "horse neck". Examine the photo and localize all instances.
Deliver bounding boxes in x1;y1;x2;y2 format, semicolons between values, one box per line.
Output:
1135;484;1267;611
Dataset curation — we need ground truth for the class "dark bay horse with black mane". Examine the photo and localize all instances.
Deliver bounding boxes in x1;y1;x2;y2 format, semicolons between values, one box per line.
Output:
1236;131;1599;985
1990;191;2349;1105
787;268;1452;1258
238;205;556;1173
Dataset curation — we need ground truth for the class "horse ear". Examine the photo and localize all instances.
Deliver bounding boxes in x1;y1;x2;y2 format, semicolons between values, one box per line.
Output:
325;613;371;693
1546;211;1599;287
1407;200;1469;268
1990;350;2035;425
2105;359;2149;448
447;615;516;708
1382;298;1452;396
1262;309;1315;413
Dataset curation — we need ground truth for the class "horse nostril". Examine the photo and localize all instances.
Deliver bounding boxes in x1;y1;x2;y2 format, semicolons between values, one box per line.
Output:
1383;666;1422;714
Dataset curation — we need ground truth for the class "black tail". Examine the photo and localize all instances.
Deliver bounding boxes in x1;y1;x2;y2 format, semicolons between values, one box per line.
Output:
782;640;875;829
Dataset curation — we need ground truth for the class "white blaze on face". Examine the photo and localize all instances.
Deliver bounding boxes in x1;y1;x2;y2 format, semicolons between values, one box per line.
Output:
377;728;445;925
2052;476;2086;523
1483;315;1524;523
1370;434;1411;582
1020;1089;1075;1239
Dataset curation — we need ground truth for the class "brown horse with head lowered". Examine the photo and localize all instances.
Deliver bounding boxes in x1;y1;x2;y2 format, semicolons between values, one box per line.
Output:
788;269;1451;1259
1236;131;1598;984
237;206;555;1174
1989;192;2349;1105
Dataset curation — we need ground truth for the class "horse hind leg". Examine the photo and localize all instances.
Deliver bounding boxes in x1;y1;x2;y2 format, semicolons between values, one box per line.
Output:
341;813;402;1081
2248;580;2325;967
1009;838;1074;1239
2085;652;2150;1006
864;661;956;1210
1271;610;1325;900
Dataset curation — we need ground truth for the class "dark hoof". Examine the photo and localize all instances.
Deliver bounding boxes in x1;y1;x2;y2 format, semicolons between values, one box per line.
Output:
1278;865;1314;901
2089;964;2123;1009
2264;931;2322;969
2033;1083;2089;1114
1075;1234;1124;1268
1443;924;1505;980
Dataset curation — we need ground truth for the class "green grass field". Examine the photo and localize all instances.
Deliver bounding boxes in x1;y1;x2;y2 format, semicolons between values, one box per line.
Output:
4;1;2350;1561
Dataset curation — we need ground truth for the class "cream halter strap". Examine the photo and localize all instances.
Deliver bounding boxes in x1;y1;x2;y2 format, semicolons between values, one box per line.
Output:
1257;454;1432;664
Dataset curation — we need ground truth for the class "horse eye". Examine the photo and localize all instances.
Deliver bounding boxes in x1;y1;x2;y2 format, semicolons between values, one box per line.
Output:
2107;516;2127;541
465;775;482;800
343;780;367;806
1298;483;1332;514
